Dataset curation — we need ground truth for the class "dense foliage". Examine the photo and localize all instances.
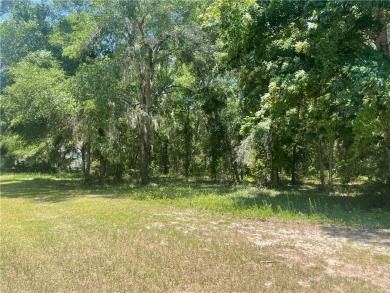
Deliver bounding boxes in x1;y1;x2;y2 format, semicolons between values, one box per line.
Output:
1;0;389;186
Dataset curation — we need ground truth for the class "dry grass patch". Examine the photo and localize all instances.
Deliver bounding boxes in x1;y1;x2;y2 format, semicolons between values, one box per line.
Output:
1;174;389;292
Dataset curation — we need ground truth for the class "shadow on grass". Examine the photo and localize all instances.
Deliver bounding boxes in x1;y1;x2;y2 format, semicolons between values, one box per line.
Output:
0;174;125;202
0;178;85;203
321;225;390;248
2;175;389;228
234;188;390;212
0;176;232;203
232;183;390;228
99;177;235;201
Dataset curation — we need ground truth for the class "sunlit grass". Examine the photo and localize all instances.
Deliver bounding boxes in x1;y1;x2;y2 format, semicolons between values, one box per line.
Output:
99;177;390;229
2;173;389;228
1;174;389;292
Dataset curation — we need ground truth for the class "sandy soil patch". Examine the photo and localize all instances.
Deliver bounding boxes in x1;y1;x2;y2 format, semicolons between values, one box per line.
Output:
230;219;390;292
156;210;390;292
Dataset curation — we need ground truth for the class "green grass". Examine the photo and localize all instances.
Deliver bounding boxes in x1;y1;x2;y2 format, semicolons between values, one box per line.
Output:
2;173;390;228
1;173;389;292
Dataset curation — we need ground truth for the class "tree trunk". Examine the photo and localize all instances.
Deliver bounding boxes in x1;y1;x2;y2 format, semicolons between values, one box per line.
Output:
273;167;279;187
291;143;298;185
266;130;272;185
385;127;390;185
114;136;123;182
184;102;191;177
328;138;334;187
266;129;278;187
372;7;390;184
132;17;155;184
115;161;123;182
136;50;153;184
82;144;86;175
372;7;389;57
318;140;325;188
163;138;169;175
99;153;106;182
291;104;300;185
210;157;217;181
82;142;91;178
386;148;390;185
115;147;123;182
139;123;149;184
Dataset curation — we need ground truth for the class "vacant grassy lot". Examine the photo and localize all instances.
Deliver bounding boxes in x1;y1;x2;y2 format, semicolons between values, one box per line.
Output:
1;174;389;292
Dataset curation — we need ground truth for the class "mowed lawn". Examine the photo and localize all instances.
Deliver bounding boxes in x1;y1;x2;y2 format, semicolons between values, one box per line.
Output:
1;174;389;292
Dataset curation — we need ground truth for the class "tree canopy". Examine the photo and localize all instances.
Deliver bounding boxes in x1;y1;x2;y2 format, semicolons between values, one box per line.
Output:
1;0;389;186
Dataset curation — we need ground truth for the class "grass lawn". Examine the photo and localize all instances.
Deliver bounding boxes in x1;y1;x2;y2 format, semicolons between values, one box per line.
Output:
1;174;389;292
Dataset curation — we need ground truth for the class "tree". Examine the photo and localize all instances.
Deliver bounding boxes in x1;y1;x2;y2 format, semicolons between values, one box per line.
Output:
213;0;390;186
2;0;388;186
71;56;128;180
0;0;52;68
1;50;74;171
51;0;207;182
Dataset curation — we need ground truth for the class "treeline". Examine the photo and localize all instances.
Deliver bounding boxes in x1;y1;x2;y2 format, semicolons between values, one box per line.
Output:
1;0;389;186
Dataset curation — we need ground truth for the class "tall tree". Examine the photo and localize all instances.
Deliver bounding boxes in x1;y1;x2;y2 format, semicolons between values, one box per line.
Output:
1;50;74;171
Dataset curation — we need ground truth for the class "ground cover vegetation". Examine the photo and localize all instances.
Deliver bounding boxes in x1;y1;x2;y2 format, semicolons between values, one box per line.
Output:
1;174;389;292
1;1;390;290
1;0;390;188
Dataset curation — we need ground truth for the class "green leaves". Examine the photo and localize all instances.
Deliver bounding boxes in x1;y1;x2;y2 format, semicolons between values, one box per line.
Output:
4;51;71;132
50;13;98;59
0;1;51;68
1;0;389;182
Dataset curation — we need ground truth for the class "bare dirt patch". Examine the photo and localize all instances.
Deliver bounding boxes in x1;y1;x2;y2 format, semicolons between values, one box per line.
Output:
231;219;390;292
160;210;390;292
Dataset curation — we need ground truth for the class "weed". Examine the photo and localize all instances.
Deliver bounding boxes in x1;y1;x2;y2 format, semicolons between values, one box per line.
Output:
373;254;390;263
